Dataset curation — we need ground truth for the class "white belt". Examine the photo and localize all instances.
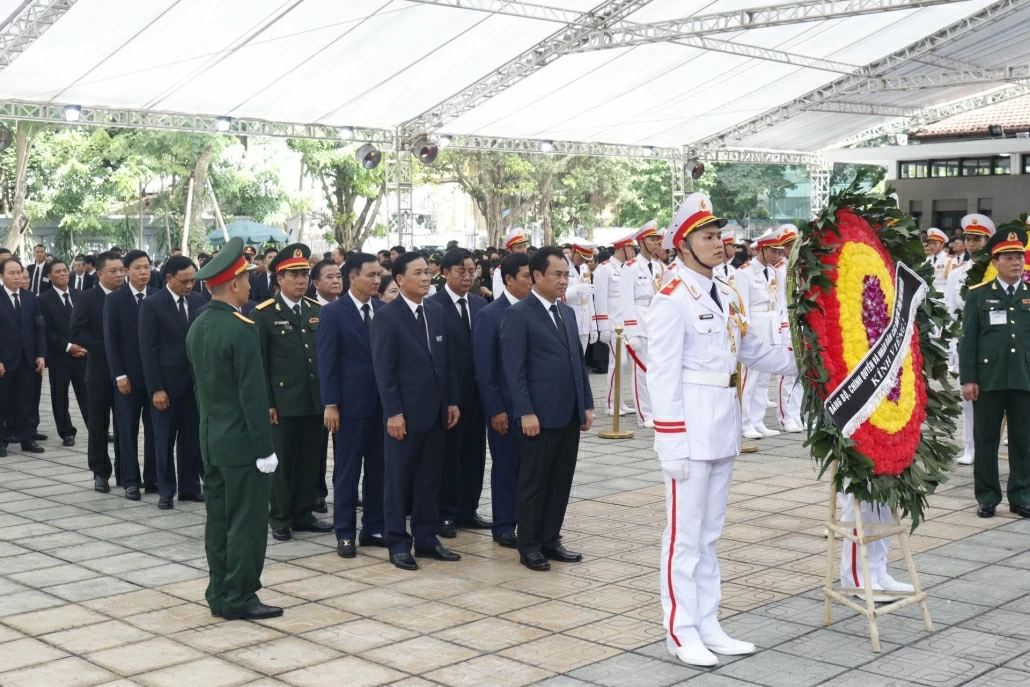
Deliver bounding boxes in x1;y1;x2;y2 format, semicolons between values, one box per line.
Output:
751;306;776;314
681;370;738;388
634;298;652;306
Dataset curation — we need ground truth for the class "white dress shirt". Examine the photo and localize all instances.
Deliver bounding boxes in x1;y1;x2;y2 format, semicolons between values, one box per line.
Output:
280;293;301;314
116;284;148;381
4;284;19;311
400;293;432;349
167;285;188;319
502;289;521;304
349;290;373;320
52;286;74;352
444;284;473;329
532;289;562;329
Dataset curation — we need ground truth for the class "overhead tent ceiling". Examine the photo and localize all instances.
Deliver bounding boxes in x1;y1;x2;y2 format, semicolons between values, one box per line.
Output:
1;0;1029;158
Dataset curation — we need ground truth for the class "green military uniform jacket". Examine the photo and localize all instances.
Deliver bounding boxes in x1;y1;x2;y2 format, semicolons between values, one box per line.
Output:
252;293;322;417
431;274;445;291
960;279;1030;393
186;300;275;467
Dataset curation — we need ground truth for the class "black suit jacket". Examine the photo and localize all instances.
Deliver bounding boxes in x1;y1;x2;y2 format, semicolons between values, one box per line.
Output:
104;284;156;386
70;285;112;383
70;271;95;292
0;288;45;372
27;262;52;295
38;288;80;369
317;295;383;418
250;272;273;303
430;287;486;412
138;288;205;398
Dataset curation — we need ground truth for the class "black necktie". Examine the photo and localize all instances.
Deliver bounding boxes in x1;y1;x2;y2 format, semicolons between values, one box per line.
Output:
13;291;21;317
32;266;40;293
136;293;144;308
763;266;769;281
361;303;372;334
710;282;723;312
647;262;653;275
549;304;568;345
293;304;301;319
458;297;470;334
75;275;81;290
63;292;72;313
1008;285;1015;297
415;304;429;350
178;297;188;326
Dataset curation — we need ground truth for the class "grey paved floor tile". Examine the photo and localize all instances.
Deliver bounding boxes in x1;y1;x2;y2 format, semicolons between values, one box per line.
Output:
930;542;1015;564
675;675;757;687
532;679;597;687
896;597;992;626
831;613;937;647
931;579;1028;607
912;627;1030;666
715;649;846;687
776;628;899;668
1001;650;1030;673
965;531;1030;553
961;565;1030;592
0;591;65;617
863;647;993;687
570;652;697;686
717;614;813;649
817;670;925;686
1001;595;1030;614
1001;552;1030;570
47;577;141;602
749;596;854;628
963;668;1030;686
116;562;207;586
960;609;1030;640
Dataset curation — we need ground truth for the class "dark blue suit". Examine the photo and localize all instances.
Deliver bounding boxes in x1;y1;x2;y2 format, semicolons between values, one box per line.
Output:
430;287;488;524
139;288;205;499
501;292;593;554
371;296;459;554
104;284;157;489
250;272;273;303
0;287;45;445
473;292;521;537
317;294;385;542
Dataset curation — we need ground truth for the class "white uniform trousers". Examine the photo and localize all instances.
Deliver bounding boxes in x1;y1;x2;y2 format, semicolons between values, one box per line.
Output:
579;333;588;355
960;399;974;461
839;491;892;589
661;456;734;646
741;311;777;430
605;342;632;414
776;373;802;427
627;338;651;424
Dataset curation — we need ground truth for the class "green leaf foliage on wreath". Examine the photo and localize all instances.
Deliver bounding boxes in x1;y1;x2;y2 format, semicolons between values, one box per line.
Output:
787;171;960;528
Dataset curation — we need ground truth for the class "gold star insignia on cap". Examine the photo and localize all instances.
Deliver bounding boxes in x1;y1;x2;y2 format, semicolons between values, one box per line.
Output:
972;219;979;225
1009;232;1018;241
293;248;303;258
698;199;708;211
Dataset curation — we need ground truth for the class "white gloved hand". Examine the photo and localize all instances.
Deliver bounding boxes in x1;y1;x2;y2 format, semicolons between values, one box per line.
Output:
628;336;643;350
598;330;611;344
564;284;579;299
256;453;279;474
588;330;599;344
662;459;690;482
576;283;595;297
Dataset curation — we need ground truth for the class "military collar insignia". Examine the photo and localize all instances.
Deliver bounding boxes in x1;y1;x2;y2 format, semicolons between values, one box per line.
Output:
685;280;701;300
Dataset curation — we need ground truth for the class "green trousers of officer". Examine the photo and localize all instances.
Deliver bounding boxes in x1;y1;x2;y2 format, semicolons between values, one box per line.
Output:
269;415;324;530
204;462;270;615
973;390;1030;507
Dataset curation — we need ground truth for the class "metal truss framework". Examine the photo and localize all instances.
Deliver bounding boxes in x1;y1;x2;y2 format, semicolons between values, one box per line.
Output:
0;0;77;70
443;134;679;159
811;102;924;116
842;65;1030;93
810;160;833;213
697;148;819;165
385;148;415;248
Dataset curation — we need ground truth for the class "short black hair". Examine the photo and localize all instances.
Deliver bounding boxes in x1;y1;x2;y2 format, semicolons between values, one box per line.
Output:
163;255;197;277
33;243;44;250
346;252;379;277
0;247;11;257
49;259;68;271
500;252;530;287
390;245;407;255
378;275;395;296
528;246;564;282
110;245;123;255
74;254;86;262
311;260;339;282
441;248;472;272
95;251;121;272
263;246;278;257
392;251;426;279
123;250;150;269
84;255;96;267
0;256;23;273
377;249;390;257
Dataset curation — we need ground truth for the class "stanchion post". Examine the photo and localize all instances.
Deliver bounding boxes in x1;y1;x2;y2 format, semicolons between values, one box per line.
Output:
599;326;633;440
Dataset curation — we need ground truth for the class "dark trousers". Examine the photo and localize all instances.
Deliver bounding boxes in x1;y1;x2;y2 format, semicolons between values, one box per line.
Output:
152;390;203;499
440;403;486;522
114;383;156;488
269;414;324;530
488;413;521;537
384;425;444;554
317;430;329;499
974;390;1030;507
516;415;580;554
203;461;270;615
49;360;87;439
0;363;33;444
86;381;120;479
29;369;42;432
333;413;385;541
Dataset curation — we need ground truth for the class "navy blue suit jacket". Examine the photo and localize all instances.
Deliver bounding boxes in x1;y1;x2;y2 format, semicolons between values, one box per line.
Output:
430;287;486;412
0;288;45;372
318;295;383;419
138;288;206;398
250;272;273;303
70;285;112;383
501;293;593;429
104;284;156;386
371;296;459;433
473;292;515;418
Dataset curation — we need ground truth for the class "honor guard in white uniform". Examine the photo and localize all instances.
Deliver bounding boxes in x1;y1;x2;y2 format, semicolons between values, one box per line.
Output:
594;232;637;415
647;193;796;667
925;227;954;294
737;230;785;439
493;228;529;297
944;214;995;465
564;239;599;353
712;230;737;283
772;225;803;433
620;221;665;427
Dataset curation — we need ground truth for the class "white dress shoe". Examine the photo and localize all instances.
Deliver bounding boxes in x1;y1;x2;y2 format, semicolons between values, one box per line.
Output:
701;632;755;656
767;399;778;408
782;421;805;433
742;427;763;440
956;453;974;465
641;420;654;428
757;425;780;438
668;641;719;667
878;574;914;593
619;405;633;416
841;583;893;603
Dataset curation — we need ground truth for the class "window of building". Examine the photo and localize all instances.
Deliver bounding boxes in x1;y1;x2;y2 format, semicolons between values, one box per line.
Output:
978;198;993;217
931;160;960;178
994;156;1011;175
961;158;992;176
1023;154;1030;174
899;160;928;178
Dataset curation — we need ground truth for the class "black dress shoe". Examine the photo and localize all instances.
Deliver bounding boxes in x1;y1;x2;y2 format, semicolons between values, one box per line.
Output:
520;552;551;571
358;531;387;548
107;432;114;443
440;520;457;538
222;603;283;621
415;544;461;562
0;443;7;458
125;486;141;501
457;513;493;529
32;432;47;441
94;476;109;493
390;552;418;571
293;520;334;534
977;503;996;518
210;607;221;618
314;497;328;513
20;442;44;454
542;544;582;563
1010;504;1030;518
179;493;204;502
62;436;75;447
158;496;173;510
144;484;159;494
337;539;356;558
272;528;292;541
493;532;517;549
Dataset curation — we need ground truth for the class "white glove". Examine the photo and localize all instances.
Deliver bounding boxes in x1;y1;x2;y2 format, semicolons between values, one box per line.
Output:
662;459;690;483
628;336;642;351
588;330;599;344
598;330;611;344
564;284;579;299
256;453;278;474
576;283;595;297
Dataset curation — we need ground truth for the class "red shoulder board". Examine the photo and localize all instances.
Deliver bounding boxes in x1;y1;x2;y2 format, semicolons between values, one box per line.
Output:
660;278;682;296
741;261;751;269
625;258;636;266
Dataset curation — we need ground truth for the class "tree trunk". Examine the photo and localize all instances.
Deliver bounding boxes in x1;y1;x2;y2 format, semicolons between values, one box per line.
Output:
2;122;41;253
161;178;172;254
297;167;306;244
138;182;145;249
187;148;214;249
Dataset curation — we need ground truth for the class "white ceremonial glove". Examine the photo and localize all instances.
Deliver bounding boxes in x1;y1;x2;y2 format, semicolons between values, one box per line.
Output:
662;458;690;483
564;284;579;299
576;283;595;297
598;330;611;344
628;336;643;350
256;453;279;474
588;330;599;344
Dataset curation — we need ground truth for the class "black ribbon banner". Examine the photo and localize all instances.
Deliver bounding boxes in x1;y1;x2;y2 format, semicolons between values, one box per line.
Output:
825;262;927;437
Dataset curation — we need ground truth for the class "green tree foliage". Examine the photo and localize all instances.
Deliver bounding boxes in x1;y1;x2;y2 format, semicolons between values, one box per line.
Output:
617;160;673;229
707;163;797;223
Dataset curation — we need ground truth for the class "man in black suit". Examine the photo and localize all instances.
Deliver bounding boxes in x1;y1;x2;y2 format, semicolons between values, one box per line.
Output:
430;248;491;537
26;244;51;296
371;252;462;571
139;256;205;509
250;247;277;303
502;246;594;571
71;252;124;491
38;259;88;447
105;249;157;500
71;255;95;292
0;257;46;457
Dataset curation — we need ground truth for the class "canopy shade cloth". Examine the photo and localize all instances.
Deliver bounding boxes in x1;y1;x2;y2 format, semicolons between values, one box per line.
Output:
206;221;288;246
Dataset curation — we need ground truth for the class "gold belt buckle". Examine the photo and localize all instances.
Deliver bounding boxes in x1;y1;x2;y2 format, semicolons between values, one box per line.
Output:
767;304;775;312
728;372;738;388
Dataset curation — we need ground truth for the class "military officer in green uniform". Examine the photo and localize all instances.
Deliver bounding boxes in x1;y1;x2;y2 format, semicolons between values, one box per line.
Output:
252;243;334;541
187;237;283;621
961;226;1030;519
429;253;445;292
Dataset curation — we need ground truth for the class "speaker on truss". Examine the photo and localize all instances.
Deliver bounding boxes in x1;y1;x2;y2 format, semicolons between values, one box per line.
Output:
690;160;706;180
355;143;382;170
411;135;439;165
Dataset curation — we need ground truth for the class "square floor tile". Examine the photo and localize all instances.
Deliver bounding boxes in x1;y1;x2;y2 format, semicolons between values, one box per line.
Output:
372;600;484;633
499;634;623;673
361;636;478;673
278;656;403;687
42;619;154;653
87;637;204;676
502;599;611;632
225;637;342;676
569;652;697;686
0;656;114;687
170;622;285;654
717;649;846;687
0;637;68;673
300;619;416;654
863;647;993;687
434;616;550;652
2;604;107;636
135;657;259;687
912;627;1030;666
425;654;553;687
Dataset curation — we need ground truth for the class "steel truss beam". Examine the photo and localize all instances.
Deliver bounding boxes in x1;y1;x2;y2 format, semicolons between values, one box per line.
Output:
690;0;1030;155
810;102;925;116
0;0;77;70
697;148;819;165
841;65;1030;93
401;0;587;25
443;133;679;159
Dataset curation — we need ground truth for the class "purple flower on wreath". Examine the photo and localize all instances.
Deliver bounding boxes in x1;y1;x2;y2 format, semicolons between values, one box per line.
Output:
862;275;901;401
